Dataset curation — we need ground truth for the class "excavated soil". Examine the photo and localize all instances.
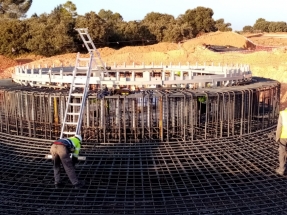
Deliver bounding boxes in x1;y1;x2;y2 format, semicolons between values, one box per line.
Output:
1;31;287;108
0;55;18;78
245;33;287;46
0;54;45;79
184;31;256;50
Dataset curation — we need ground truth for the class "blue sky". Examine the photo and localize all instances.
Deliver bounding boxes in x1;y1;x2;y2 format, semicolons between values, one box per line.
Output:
26;0;287;31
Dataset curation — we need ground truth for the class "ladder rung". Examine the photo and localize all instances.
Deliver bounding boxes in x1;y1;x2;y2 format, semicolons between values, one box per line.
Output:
64;122;78;125
62;131;77;135
71;93;83;96
76;66;89;70
78;58;90;61
72;84;86;88
85;43;93;46
67;112;80;115
69;103;82;106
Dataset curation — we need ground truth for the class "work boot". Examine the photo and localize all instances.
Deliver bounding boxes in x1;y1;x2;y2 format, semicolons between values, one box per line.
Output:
275;168;285;176
55;182;65;189
74;181;85;189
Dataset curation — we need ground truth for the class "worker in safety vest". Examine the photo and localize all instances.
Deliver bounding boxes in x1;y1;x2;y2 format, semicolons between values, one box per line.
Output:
175;71;181;76
275;108;287;176
50;134;85;189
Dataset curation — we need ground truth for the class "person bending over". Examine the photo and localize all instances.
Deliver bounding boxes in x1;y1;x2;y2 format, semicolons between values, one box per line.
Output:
50;134;84;189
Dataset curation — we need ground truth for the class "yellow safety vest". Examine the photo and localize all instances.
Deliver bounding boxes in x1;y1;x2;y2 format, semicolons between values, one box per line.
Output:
68;137;81;157
175;71;181;76
280;110;287;138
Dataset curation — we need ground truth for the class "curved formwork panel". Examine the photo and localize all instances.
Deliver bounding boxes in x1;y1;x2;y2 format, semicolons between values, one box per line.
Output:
12;63;252;89
0;127;284;214
0;78;280;142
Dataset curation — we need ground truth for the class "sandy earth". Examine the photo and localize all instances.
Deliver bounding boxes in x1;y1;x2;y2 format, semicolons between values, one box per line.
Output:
1;31;287;108
245;33;287;46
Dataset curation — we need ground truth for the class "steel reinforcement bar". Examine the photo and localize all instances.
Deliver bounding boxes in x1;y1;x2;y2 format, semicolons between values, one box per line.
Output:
0;78;280;142
0;126;284;214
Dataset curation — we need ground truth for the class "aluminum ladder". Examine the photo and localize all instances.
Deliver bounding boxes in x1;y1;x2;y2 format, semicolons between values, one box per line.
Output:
77;28;107;74
60;28;107;138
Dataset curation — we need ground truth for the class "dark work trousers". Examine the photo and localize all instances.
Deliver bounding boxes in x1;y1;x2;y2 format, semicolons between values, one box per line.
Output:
50;144;79;185
278;144;287;173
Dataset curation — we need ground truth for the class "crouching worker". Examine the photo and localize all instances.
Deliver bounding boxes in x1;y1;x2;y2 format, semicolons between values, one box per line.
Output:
50;134;85;189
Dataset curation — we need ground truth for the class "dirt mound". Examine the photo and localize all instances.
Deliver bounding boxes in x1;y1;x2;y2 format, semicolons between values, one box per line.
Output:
183;31;256;50
98;47;117;57
0;55;19;79
16;54;45;63
115;42;178;55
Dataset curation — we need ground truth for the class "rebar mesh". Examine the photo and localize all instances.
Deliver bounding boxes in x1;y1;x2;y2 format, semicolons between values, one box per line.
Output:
0;127;284;214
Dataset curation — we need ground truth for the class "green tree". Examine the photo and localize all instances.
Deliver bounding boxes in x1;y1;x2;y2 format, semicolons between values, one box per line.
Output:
253;18;270;32
242;25;253;32
75;12;106;48
23;4;77;56
30;12;37;17
116;21;154;46
179;7;216;37
97;9;124;45
268;21;287;32
255;18;266;23
0;19;28;55
253;21;270;32
61;0;77;18
118;21;142;45
0;0;32;19
163;20;193;42
98;9;122;22
215;18;232;31
141;12;175;42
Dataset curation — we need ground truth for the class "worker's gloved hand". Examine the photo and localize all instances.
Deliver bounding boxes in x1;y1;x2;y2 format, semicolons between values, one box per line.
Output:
72;156;79;166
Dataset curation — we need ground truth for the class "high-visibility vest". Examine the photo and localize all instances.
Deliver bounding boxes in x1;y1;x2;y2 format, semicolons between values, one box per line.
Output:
69;137;81;157
175;71;181;76
280;110;287;138
56;137;81;157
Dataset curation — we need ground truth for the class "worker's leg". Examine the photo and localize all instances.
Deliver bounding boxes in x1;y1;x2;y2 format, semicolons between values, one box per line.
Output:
277;145;286;173
57;145;79;185
50;144;61;184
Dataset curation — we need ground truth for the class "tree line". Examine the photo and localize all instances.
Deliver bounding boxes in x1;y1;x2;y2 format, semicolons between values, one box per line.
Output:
0;1;233;57
1;1;287;57
243;18;287;33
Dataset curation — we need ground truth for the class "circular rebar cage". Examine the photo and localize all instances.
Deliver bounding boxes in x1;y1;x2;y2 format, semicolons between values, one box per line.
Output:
0;78;280;142
0;78;284;214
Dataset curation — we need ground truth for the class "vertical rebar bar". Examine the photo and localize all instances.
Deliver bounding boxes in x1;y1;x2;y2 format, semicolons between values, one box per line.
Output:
159;96;163;141
54;96;59;133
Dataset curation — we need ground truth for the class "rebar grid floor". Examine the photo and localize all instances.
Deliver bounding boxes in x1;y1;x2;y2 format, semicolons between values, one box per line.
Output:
0;126;284;214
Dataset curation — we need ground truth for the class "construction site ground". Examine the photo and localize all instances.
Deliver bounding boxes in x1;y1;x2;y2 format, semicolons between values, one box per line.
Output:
1;31;287;108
